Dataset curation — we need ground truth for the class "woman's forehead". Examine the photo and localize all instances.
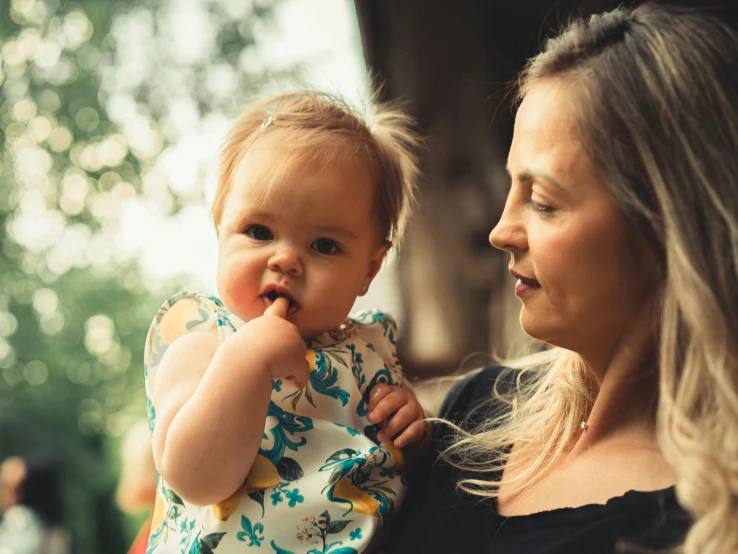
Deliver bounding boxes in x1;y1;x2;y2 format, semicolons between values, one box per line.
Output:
515;82;581;151
509;81;591;185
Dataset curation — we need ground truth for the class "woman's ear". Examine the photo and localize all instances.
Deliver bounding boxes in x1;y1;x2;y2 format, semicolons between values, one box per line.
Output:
360;241;391;296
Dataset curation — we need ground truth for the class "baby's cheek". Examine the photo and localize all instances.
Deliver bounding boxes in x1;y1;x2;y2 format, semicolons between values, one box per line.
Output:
318;282;357;322
217;267;261;322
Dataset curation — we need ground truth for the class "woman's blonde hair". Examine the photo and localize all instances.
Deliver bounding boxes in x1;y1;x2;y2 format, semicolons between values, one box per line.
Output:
212;91;421;245
447;4;738;553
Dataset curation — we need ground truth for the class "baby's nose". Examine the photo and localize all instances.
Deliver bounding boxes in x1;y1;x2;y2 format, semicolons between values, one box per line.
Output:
267;247;304;277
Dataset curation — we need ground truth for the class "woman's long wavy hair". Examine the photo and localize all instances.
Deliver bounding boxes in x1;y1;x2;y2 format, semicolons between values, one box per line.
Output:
445;4;738;553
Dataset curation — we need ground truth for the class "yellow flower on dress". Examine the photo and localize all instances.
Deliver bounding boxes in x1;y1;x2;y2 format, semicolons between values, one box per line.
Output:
158;298;216;346
244;455;281;492
382;442;405;472
306;348;317;369
333;477;380;516
149;491;167;534
211;455;281;521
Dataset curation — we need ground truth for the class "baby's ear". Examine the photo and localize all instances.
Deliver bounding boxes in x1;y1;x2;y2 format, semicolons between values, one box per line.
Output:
369;241;391;276
361;241;391;295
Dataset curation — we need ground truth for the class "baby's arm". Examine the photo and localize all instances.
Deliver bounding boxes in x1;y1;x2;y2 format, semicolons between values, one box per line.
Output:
367;382;431;450
151;298;309;506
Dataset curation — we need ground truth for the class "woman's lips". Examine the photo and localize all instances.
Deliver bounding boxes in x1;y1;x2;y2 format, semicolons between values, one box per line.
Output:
514;279;541;296
509;270;541;296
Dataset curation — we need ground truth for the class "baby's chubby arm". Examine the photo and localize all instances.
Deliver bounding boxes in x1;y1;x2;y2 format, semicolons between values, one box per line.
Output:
151;297;309;506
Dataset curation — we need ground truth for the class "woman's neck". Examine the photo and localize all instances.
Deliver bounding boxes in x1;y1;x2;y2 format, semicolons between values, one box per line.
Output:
573;314;660;449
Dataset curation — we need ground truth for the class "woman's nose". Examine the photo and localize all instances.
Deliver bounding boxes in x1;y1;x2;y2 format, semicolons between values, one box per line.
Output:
489;197;527;253
267;247;304;277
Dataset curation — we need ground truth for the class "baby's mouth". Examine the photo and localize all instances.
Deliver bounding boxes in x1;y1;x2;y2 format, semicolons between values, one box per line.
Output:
262;290;300;318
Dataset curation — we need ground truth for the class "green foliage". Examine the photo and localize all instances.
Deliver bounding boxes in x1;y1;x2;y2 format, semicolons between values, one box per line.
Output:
0;0;292;552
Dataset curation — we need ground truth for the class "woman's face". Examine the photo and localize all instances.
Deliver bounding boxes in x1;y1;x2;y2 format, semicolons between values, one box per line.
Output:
489;80;658;356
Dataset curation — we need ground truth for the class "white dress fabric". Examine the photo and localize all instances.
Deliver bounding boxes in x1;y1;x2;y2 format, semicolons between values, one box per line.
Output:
143;292;406;554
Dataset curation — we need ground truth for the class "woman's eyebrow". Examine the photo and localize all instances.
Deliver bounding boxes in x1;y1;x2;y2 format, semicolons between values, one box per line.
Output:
506;164;566;192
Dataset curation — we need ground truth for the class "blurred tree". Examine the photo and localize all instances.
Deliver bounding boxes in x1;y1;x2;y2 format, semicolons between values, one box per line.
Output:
0;0;289;552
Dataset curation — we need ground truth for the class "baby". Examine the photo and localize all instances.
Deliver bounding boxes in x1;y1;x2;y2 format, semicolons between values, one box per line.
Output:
142;91;427;554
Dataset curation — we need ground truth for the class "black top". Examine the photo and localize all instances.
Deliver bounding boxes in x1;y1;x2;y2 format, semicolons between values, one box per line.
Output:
382;366;691;554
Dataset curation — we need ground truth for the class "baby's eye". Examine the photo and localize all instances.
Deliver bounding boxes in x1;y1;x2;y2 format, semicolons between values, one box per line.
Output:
244;225;273;241
311;238;340;255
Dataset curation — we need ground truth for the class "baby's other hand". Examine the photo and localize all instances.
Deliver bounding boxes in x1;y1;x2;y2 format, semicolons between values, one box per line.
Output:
368;384;430;449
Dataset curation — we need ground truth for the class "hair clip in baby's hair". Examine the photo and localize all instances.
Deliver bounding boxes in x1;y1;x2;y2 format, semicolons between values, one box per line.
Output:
261;116;274;130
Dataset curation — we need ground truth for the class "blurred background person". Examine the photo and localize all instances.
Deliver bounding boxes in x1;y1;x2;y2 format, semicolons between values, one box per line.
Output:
0;456;70;554
115;421;158;554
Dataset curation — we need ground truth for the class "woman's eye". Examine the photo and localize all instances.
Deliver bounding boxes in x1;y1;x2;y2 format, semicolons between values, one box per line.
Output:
312;238;340;255
525;197;555;214
244;225;273;241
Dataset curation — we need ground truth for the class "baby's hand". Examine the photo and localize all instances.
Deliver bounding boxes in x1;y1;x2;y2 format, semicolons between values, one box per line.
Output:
255;297;310;387
368;384;430;449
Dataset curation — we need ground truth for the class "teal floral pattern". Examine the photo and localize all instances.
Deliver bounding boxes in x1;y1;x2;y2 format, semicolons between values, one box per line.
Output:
319;447;400;523
237;516;264;547
283;349;352;410
143;292;405;553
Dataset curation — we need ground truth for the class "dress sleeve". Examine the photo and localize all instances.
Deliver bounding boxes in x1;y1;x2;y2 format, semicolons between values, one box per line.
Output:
142;292;236;433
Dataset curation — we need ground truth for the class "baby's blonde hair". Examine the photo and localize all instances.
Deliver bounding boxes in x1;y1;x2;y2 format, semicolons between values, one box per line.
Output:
212;91;422;245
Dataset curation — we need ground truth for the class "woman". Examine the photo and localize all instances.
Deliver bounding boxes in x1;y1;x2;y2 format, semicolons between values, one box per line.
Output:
383;3;738;553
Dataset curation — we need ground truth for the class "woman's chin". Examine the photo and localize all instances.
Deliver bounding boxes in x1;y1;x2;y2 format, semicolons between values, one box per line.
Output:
519;313;560;347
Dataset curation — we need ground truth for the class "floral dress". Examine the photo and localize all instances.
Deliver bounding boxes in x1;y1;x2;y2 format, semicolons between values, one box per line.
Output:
143;292;407;554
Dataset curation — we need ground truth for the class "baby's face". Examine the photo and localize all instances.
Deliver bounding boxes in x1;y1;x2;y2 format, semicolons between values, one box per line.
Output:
216;134;387;339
